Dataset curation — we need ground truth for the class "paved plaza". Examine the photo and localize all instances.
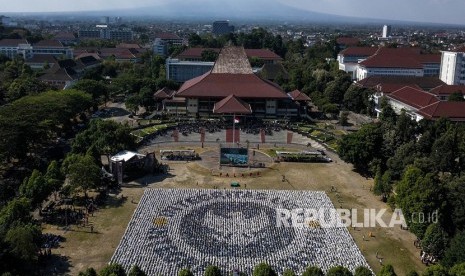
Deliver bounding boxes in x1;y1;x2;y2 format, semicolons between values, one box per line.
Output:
111;189;370;275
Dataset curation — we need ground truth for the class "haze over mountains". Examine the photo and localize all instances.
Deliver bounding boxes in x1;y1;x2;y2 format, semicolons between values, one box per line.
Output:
4;0;464;26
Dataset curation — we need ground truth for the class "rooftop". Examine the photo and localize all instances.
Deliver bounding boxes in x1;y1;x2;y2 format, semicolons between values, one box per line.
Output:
339;47;378;57
288;90;311;101
0;38;29;46
336;37;360;46
212;46;253;74
429;85;465;96
388;86;439;109
357;76;445;91
34;39;65;48
213;94;252;114
418;101;465;121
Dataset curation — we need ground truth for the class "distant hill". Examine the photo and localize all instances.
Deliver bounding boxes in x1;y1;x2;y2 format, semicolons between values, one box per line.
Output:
97;0;386;24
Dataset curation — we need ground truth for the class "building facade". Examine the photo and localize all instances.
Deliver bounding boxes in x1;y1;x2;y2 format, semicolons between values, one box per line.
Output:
212;21;235;36
439;47;465;85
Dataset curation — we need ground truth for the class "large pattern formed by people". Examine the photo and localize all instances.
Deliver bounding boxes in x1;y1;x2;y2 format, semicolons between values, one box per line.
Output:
111;189;370;275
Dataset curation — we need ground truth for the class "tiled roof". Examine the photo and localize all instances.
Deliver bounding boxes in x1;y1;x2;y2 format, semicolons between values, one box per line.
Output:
339;47;378;57
360;54;423;69
116;43;141;49
25;54;57;63
156;33;181;40
177;46;287;100
336;37;360;46
417;101;465;121
211;46;253;74
357;76;445;91
259;63;289;80
176;47;282;61
34;39;64;47
376;83;421;94
213;94;252;114
54;32;76;39
153;87;175;99
99;48;137;59
416;54;441;64
388;86;439;109
288;90;311;101
244;49;282;60
0;39;28;46
177;73;288;99
430;85;465;96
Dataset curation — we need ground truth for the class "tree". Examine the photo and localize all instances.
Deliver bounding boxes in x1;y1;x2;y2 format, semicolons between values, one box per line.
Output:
407;271;419;276
422;265;449;276
67;154;101;195
445;176;465;233
201;49;219;62
442;231;465;268
99;263;126;276
72;79;109;104
343;85;374;114
204;265;221;276
338;123;384;174
71;119;136;156
128;265;146;276
422;223;449;259
0;197;32;235
339;111;349;126
379;264;397;276
396;166;443;238
326;266;353;276
252;263;277;276
178;268;194;276
19;170;52;208
78;267;98;276
5;223;42;263
449;262;465;276
301;266;324;276
354;266;372;276
6;77;50;102
283;269;296;276
125;94;140;115
448;92;465;102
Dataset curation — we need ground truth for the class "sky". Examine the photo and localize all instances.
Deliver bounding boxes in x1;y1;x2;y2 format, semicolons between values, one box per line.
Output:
1;0;464;25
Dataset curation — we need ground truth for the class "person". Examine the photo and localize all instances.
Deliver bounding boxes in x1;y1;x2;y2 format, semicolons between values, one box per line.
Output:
90;225;94;233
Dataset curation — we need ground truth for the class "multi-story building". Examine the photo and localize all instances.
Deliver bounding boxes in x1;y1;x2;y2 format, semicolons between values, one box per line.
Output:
382;25;392;38
212;21;234;36
153;33;185;57
32;40;73;59
78;26;133;41
0;39;33;59
355;48;440;81
337;47;378;80
176;46;297;118
166;48;284;83
439;46;465;85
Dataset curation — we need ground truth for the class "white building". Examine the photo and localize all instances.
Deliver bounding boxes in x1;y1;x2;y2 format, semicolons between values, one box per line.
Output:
382;25;392;38
439;47;465;85
337;47;378;80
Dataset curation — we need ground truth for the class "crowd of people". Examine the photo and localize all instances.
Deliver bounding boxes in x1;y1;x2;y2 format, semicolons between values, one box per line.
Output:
111;189;371;275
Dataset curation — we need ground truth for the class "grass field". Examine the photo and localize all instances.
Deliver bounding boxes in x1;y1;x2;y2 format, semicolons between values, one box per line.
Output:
43;146;425;275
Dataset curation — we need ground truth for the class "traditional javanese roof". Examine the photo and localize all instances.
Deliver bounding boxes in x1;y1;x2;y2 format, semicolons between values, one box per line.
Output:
213;94;252;114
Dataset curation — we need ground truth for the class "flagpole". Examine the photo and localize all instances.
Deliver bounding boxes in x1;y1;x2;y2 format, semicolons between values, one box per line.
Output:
232;113;235;145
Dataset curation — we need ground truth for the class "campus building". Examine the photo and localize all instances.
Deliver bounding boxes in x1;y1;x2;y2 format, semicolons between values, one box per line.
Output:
0;38;73;59
439;46;465;85
175;46;298;118
167;48;283;83
212;21;234;36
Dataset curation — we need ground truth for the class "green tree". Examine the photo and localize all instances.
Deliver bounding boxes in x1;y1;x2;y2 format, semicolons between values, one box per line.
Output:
67;154;101;195
379;264;397;276
354;266;372;276
0;197;32;235
6;77;50;102
78;267;98;276
283;269;296;276
407;271;419;276
99;263;126;276
448;92;465;102
442;231;465;268
71;119;136;156
422;223;449;259
422;265;449;276
178;268;194;276
128;265;146;276
326;266;353;276
201;49;219;62
339;111;349;126
19;169;52;208
252;263;277;276
338;123;384;174
301;266;324;276
204;265;221;276
5;223;42;263
343;85;374;114
450;262;465;276
396;166;442;238
72;79;109;104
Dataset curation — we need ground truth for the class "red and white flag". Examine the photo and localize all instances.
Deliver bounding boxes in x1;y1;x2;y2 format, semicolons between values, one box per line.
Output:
234;117;240;123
